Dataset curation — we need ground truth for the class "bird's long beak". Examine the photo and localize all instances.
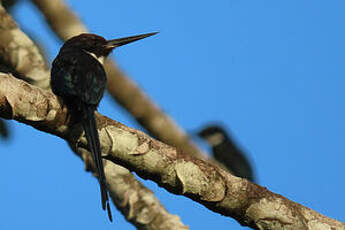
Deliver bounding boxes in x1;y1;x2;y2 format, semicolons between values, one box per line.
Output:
105;32;158;48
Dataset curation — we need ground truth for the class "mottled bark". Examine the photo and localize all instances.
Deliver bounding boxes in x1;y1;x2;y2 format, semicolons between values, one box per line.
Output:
0;73;188;229
0;73;343;230
0;5;50;89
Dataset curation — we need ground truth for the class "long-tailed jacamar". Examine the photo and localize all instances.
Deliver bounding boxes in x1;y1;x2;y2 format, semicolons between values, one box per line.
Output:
50;32;157;221
198;125;256;182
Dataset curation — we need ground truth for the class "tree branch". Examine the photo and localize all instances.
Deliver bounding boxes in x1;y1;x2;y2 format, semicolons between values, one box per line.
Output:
0;73;188;229
0;4;50;89
1;73;343;230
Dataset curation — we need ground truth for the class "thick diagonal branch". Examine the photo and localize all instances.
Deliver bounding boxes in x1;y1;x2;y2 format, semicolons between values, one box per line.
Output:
0;73;343;230
0;73;188;230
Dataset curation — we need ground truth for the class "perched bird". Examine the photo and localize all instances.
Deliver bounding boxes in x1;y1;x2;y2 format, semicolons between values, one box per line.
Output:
50;32;157;221
198;125;255;182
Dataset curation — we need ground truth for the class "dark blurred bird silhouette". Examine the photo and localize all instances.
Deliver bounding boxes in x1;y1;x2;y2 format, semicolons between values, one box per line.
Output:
50;32;157;221
0;119;9;139
198;125;255;182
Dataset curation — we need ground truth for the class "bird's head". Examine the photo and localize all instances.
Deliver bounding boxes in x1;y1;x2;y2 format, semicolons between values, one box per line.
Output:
61;32;158;59
197;125;228;147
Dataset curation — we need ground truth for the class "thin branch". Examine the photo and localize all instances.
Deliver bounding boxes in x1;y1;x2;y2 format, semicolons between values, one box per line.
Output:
30;0;208;160
0;73;343;230
0;4;50;89
96;153;189;230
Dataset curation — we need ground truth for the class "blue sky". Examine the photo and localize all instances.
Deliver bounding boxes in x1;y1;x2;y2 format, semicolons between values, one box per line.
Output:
1;1;344;229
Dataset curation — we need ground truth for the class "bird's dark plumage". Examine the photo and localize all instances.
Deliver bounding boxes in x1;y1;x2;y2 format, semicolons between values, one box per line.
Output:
51;37;111;220
51;32;157;221
198;125;256;182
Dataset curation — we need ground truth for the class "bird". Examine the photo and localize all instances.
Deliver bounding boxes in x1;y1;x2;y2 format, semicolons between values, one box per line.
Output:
197;125;255;182
50;32;157;221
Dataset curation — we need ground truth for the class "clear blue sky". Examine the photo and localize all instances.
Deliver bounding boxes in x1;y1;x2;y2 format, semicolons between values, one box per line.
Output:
1;1;344;229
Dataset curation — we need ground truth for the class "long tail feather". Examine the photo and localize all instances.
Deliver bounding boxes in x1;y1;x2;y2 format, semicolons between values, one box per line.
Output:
81;104;113;221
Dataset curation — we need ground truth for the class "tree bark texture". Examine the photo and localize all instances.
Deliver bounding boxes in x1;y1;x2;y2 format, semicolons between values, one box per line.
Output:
0;73;343;230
